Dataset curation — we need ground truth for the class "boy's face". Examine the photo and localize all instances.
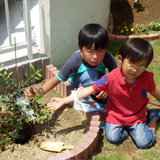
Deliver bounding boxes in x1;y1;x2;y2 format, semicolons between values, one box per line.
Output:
79;43;106;66
118;55;147;84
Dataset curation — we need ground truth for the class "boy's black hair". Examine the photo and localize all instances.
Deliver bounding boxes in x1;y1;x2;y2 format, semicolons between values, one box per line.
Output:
78;23;108;51
119;38;153;67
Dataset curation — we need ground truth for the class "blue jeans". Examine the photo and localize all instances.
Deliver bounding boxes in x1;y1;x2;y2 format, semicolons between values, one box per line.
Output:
73;69;100;88
105;122;156;148
73;69;108;104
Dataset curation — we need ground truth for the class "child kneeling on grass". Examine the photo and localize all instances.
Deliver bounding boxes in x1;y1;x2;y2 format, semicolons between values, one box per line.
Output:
26;23;117;116
46;38;160;148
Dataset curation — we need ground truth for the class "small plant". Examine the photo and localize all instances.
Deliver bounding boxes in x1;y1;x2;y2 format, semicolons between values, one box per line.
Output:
120;26;134;35
0;39;54;146
136;18;160;34
0;64;54;146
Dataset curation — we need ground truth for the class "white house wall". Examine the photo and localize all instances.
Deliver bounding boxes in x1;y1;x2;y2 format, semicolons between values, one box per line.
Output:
39;0;111;69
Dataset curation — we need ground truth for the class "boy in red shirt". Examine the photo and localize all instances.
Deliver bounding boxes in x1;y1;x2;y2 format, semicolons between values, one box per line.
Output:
47;38;160;148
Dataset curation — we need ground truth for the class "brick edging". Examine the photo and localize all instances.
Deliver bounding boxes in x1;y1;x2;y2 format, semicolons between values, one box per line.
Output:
107;12;160;41
45;65;101;160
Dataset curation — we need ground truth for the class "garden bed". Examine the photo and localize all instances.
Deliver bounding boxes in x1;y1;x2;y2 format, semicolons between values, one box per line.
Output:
0;80;89;160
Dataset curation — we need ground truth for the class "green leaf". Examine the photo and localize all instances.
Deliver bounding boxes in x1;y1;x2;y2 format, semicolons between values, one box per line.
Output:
18;125;23;130
7;72;13;78
36;93;43;99
24;70;29;78
0;73;4;76
32;114;37;117
36;73;42;77
40;119;43;124
36;69;42;73
4;71;7;75
0;139;6;145
17;117;24;122
6;138;11;146
51;110;55;113
0;64;4;69
3;129;9;134
30;63;35;74
1;68;6;74
35;77;39;80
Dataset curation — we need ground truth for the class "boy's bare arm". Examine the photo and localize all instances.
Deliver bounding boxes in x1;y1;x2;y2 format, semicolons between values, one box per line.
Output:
77;86;95;99
46;96;73;110
26;76;61;99
150;87;160;101
46;85;95;110
41;76;60;93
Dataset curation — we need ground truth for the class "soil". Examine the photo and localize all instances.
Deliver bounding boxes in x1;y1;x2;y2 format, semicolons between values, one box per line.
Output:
110;0;160;35
0;80;89;160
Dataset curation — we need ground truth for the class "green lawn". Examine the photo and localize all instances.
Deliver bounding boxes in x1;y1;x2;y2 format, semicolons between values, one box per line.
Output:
89;39;160;160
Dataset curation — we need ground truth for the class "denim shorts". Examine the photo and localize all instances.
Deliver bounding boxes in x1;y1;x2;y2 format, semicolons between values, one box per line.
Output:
105;122;156;148
73;69;100;88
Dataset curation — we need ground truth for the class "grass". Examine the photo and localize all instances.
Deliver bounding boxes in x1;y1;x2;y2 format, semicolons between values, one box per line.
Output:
89;39;160;160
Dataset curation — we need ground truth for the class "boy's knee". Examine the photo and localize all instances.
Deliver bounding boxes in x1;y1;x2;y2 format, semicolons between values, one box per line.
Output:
105;133;121;143
135;136;155;148
136;140;152;148
105;128;128;144
132;124;156;148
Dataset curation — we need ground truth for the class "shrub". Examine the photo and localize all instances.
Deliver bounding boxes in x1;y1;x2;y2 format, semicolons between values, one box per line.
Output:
0;64;54;146
136;18;160;34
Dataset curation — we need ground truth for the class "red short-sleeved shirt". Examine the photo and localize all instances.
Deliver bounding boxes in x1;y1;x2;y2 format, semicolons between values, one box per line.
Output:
92;66;156;126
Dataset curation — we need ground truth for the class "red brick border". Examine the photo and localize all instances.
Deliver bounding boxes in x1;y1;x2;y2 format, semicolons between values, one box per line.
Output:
45;65;101;160
107;12;160;41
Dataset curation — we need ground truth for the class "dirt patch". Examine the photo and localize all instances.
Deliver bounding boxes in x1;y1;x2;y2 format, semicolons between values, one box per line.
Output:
0;80;89;160
110;0;160;35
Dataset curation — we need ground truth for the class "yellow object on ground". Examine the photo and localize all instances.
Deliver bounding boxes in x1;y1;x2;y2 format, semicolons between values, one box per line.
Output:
39;142;73;152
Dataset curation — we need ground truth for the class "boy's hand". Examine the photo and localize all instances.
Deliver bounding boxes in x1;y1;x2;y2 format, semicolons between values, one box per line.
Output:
46;98;65;111
26;86;40;100
96;91;108;99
